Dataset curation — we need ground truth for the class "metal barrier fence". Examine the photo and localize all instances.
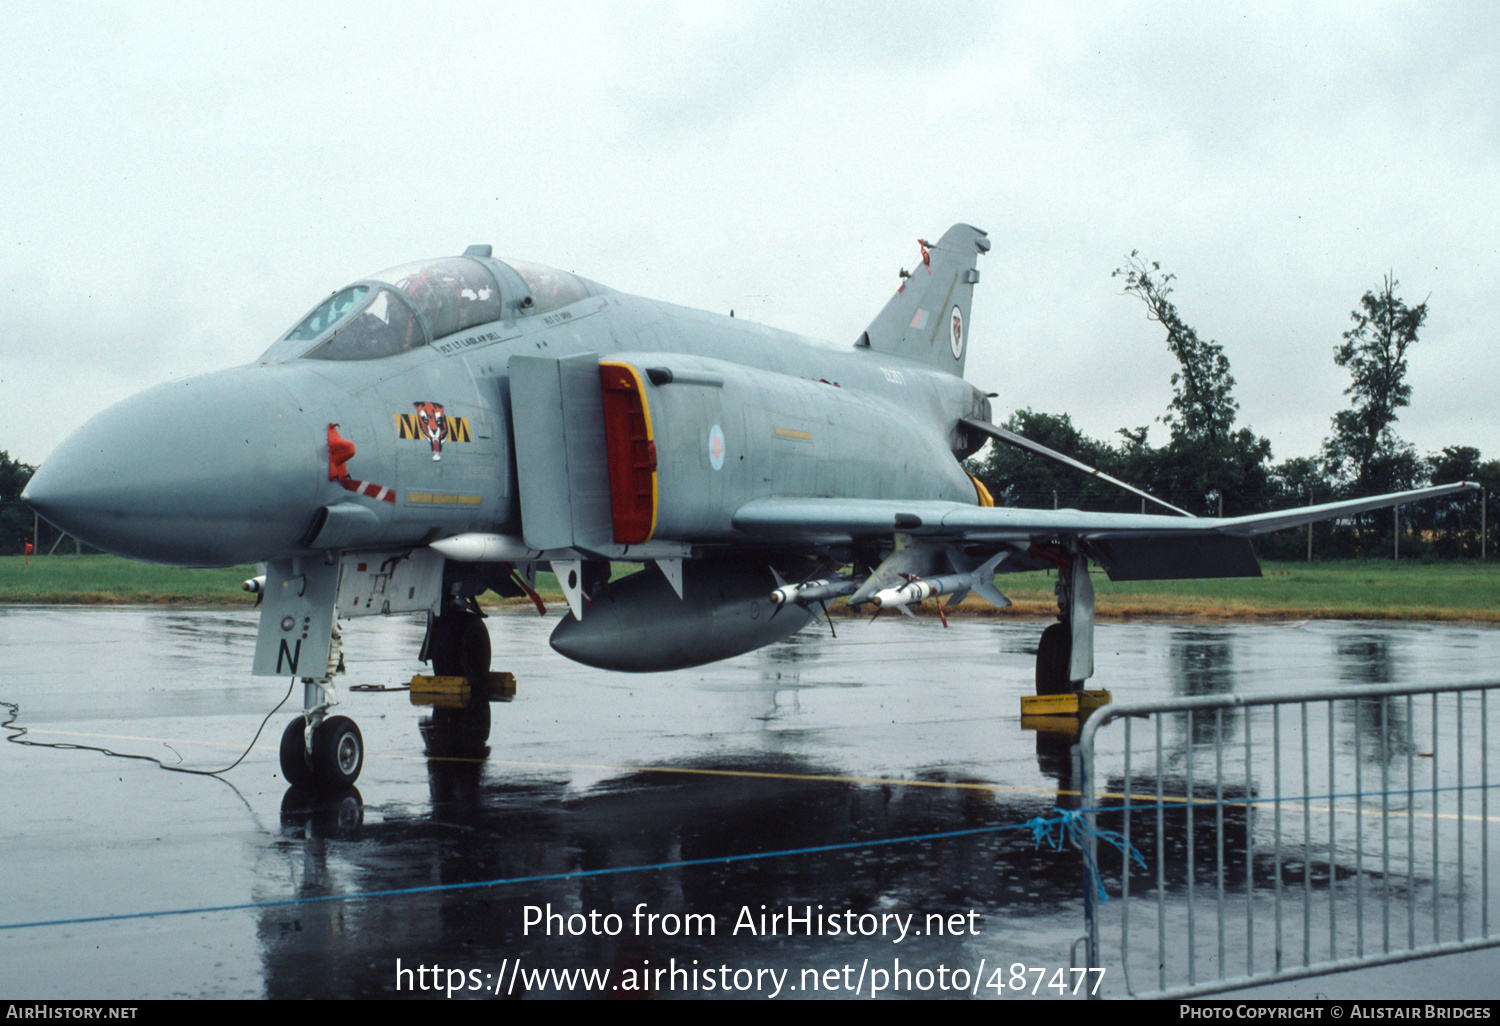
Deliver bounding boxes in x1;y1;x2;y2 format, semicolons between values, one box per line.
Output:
1075;680;1499;999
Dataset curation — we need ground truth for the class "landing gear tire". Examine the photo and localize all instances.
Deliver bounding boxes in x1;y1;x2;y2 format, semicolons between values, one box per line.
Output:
430;610;492;684
425;610;493;755
1035;621;1075;696
279;717;314;787
312;715;363;788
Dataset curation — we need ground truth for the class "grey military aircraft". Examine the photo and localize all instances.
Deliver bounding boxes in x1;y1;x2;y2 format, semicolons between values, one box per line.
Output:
22;225;1475;789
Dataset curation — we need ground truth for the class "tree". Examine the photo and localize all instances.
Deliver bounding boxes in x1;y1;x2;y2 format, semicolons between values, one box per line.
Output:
1269;456;1327;505
965;409;1130;511
1256;456;1336;559
1322;276;1428;496
1113;252;1238;445
1;451;39;555
1419;446;1500;557
1113;253;1273;514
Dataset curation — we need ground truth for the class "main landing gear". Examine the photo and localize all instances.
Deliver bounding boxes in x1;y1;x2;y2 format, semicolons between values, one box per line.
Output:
419;606;494;758
1033;552;1096;697
1034;621;1076;696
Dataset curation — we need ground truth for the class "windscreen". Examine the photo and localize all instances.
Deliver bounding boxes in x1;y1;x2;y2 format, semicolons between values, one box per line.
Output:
285;285;370;341
303;287;426;361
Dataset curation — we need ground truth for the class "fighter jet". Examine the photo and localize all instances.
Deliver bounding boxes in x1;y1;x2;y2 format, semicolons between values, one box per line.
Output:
21;225;1474;788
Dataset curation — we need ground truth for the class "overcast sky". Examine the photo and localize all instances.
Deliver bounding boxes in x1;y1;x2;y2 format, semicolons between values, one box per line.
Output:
3;2;1496;473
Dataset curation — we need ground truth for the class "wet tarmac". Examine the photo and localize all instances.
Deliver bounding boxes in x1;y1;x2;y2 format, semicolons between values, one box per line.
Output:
1;606;1497;1000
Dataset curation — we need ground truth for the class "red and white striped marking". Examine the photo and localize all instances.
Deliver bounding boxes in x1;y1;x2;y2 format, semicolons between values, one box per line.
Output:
340;478;396;504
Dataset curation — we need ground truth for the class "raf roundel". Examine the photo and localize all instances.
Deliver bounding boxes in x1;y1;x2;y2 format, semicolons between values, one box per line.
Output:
950;305;964;360
709;424;726;470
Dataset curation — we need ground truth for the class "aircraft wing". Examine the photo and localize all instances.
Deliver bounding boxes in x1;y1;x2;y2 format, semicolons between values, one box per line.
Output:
731;481;1479;582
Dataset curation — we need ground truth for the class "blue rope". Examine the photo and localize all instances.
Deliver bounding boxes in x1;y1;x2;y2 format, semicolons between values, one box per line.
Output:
0;819;1043;932
1028;809;1146;904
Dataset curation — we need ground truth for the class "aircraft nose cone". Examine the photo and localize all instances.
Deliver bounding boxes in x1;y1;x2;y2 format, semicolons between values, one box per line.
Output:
25;368;335;566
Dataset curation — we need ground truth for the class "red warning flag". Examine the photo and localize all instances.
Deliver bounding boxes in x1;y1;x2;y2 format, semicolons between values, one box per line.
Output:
918;239;931;269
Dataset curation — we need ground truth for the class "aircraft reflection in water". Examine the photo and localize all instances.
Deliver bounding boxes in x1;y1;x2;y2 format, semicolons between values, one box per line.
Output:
22;226;1476;787
259;637;1432;1004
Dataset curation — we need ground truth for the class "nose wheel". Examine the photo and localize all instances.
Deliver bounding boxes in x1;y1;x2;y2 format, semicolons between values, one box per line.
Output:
279;713;364;788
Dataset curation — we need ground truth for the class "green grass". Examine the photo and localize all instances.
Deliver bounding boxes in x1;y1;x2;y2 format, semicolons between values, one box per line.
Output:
990;558;1494;621
939;559;1500;621
0;554;262;605
1102;559;1500;619
2;555;1496;621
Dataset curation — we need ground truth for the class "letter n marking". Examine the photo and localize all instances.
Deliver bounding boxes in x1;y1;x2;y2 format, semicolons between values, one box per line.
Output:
277;639;302;675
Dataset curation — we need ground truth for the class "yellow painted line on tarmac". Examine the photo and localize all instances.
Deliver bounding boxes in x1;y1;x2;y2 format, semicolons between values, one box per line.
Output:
501;758;1069;796
9;729;1061;795
16;729;1500;824
407;755;1500;823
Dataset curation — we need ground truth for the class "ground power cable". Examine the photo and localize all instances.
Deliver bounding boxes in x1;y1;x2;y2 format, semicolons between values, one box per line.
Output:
1;677;295;778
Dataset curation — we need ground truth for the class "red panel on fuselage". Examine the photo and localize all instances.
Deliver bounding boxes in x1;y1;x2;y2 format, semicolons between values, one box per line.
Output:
599;363;657;544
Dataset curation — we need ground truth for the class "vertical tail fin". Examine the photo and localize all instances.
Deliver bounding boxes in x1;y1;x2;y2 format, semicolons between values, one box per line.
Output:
856;223;989;376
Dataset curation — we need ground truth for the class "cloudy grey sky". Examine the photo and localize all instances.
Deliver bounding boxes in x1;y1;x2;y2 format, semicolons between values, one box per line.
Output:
3;2;1496;471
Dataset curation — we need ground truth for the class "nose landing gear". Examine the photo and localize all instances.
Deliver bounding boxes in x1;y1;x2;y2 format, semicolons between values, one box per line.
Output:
273;605;499;787
277;627;366;789
279;714;364;788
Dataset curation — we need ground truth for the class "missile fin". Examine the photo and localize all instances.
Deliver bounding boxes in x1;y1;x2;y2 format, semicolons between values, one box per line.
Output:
973;580;1011;609
965;549;1012;609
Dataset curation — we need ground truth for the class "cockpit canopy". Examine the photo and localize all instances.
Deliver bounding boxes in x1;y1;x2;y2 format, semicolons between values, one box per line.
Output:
371;257;504;343
260;254;593;363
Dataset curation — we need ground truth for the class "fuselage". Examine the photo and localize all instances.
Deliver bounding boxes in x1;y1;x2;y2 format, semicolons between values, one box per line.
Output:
24;254;991;567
